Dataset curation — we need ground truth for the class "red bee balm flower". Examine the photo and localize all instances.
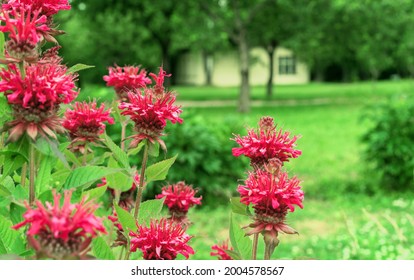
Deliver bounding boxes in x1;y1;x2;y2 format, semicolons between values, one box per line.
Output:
211;241;234;260
63;101;114;152
0;6;49;61
156;181;202;224
129;219;194;260
0;63;79;141
103;65;151;100
3;0;71;17
119;67;182;150
12;191;106;259
238;169;304;236
232;116;301;168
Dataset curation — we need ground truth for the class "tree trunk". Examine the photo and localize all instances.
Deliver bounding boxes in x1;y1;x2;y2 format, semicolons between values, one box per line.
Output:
238;33;250;113
266;45;275;99
202;51;213;86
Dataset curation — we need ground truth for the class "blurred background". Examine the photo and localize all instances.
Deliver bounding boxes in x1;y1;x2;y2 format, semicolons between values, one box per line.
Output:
56;0;414;259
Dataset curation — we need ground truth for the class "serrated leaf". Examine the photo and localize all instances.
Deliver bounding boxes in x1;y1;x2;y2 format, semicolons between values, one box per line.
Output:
106;157;133;192
138;198;164;226
127;141;145;156
114;204;137;233
82;186;107;202
103;133;130;170
35;156;53;196
145;154;178;183
229;213;252;260
67;63;95;73
63;166;121;190
92;237;115;260
0;215;23;254
230;197;252;216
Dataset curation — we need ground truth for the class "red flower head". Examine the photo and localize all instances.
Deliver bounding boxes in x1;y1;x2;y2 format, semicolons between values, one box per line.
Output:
119;68;182;150
129;218;194;260
211;241;234;260
3;0;71;17
156;181;202;225
63;101;114;153
103;65;152;101
0;63;79;141
12;190;107;259
238;169;304;236
0;6;49;62
232;116;301;168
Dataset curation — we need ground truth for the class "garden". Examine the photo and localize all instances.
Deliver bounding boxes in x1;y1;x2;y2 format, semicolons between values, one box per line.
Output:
1;0;414;262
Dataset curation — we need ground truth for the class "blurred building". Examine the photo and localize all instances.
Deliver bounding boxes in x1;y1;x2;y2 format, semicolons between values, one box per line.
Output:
176;47;309;86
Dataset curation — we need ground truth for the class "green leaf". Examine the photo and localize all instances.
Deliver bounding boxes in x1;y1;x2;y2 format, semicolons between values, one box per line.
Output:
92;237;115;260
114;204;137;233
103;133;130;170
145;154;178;183
11;185;28;202
230;197;252;216
0;152;26;182
64;149;82;167
0;238;6;254
0;31;5;57
63;166;121;190
106;157;133;192
127;141;145;156
67;63;95;73
229;213;252;260
9;203;25;225
82;186;107;202
0;215;23;254
224;249;242;260
35;156;53;196
138;198;164;226
148;142;160;157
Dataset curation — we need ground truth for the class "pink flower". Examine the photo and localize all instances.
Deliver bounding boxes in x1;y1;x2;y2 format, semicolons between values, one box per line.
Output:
63;101;114;152
12;190;106;259
156;181;202;214
0;63;79;141
103;65;152;100
129;219;194;260
211;241;233;260
119;68;182;150
0;6;49;61
232;116;301;168
3;0;71;17
238;169;304;236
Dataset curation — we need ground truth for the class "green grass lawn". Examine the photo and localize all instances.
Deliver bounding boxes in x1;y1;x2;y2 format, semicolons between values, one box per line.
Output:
81;80;414;259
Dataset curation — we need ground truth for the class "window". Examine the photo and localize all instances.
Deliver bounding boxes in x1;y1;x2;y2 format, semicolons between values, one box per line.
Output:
278;56;296;75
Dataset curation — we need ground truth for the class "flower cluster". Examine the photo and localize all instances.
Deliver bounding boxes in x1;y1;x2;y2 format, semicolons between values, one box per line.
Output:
63;101;114;153
3;0;71;17
156;181;202;225
118;67;183;150
12;191;106;259
129;218;194;260
211;241;234;260
0;62;79;141
103;65;152;101
232;116;301;168
233;116;304;257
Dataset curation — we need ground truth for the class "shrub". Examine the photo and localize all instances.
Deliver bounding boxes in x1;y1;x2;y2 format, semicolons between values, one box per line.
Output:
362;95;414;191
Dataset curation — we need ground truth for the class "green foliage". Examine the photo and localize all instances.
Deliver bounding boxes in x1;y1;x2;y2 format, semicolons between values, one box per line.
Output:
92;237;115;260
63;166;121;190
229;213;252;260
0;216;25;255
114;204;137;233
145;155;177;183
137;198;164;226
67;64;95;74
362;95;414;191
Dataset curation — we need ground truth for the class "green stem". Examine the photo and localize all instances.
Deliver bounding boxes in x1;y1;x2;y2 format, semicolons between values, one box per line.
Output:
252;233;259;260
18;61;26;79
118;246;125;260
29;143;36;206
120;121;127;151
133;142;149;219
264;243;272;260
21;163;27;187
82;144;88;166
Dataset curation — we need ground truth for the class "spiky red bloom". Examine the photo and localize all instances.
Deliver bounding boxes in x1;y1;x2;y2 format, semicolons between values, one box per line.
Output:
0;63;79;141
129;219;194;260
0;6;49;61
211;241;233;260
12;191;106;259
103;65;152;100
238;169;304;235
3;0;71;17
119;68;182;149
156;181;202;214
63;101;114;151
232;117;301;168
